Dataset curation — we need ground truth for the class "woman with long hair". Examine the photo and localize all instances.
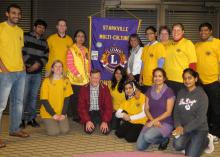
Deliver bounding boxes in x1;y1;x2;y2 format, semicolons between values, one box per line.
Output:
40;60;73;136
173;68;214;156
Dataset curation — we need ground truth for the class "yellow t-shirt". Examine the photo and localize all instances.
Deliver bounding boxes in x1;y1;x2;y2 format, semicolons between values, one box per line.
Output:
109;83;126;111
195;38;220;84
46;34;73;72
141;42;166;86
40;77;73;119
0;21;24;72
164;38;197;83
120;93;147;124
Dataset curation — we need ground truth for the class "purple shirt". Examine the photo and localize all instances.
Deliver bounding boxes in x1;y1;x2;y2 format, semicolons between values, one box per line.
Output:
147;84;175;125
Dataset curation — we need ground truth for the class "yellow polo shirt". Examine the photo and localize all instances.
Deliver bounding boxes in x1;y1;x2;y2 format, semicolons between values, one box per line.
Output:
164;38;197;83
0;21;24;72
141;42;166;86
46;34;73;72
109;83;126;111
195;38;220;84
40;78;73;119
119;93;147;124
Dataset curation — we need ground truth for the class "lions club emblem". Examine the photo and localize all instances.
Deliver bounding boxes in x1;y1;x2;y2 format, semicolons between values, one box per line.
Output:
100;46;127;73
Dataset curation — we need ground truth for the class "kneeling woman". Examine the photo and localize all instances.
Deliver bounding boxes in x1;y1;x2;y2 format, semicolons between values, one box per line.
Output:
173;68;214;157
137;68;175;151
40;60;73;136
115;80;147;142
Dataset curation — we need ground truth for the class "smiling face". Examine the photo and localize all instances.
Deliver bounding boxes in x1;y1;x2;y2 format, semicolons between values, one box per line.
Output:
6;7;21;25
34;25;46;37
199;26;212;41
172;25;184;41
159;29;169;43
90;72;101;87
124;83;134;97
114;69;122;82
183;72;197;90
75;31;85;45
52;62;63;76
146;29;156;42
130;37;139;48
56;20;67;34
153;70;165;86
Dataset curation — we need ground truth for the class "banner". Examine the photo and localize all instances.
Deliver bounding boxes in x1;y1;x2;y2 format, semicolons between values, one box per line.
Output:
89;17;140;80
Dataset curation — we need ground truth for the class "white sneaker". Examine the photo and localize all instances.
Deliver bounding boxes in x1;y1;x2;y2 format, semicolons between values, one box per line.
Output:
205;133;214;154
181;150;185;154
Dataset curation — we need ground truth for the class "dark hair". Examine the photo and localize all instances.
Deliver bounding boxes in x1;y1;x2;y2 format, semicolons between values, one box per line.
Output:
128;33;144;51
159;25;170;35
73;29;87;44
91;69;101;74
34;19;47;29
172;23;185;31
145;26;157;34
111;66;127;93
56;19;67;25
153;68;167;81
199;22;212;31
7;4;21;13
124;79;141;92
182;68;202;86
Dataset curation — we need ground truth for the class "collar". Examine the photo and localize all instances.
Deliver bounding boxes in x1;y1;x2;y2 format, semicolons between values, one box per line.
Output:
30;31;43;39
147;40;158;46
57;33;66;38
131;45;140;53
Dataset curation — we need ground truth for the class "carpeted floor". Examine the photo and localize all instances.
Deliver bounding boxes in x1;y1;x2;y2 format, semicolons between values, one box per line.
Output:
0;115;219;157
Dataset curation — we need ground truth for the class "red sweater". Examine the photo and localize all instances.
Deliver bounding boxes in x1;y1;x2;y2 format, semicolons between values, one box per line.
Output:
78;83;113;124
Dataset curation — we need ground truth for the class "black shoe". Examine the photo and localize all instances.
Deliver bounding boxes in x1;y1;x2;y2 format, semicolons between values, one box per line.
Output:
158;138;169;150
27;119;40;128
19;120;26;129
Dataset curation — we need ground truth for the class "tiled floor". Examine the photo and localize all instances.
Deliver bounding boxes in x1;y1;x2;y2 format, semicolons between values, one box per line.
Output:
0;115;219;157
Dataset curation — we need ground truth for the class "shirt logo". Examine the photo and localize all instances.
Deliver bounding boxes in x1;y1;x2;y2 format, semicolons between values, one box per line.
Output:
206;51;211;56
176;49;181;53
136;103;140;108
149;53;154;57
179;98;197;110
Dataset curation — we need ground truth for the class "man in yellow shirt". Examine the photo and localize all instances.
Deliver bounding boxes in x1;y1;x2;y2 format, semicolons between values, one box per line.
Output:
46;19;73;74
164;23;197;95
195;23;220;140
0;4;29;148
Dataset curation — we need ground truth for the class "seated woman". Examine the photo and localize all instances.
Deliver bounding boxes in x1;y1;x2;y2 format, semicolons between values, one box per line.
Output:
109;66;127;130
173;68;214;156
115;80;147;142
137;68;175;151
40;60;73;136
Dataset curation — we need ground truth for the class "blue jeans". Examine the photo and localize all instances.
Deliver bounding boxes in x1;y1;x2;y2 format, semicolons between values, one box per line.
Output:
0;71;26;133
136;127;167;150
173;130;208;157
22;73;41;121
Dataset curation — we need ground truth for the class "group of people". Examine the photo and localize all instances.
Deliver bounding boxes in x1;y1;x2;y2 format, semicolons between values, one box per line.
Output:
0;4;220;157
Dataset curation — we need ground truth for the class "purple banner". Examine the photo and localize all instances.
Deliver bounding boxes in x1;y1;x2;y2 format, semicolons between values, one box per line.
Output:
90;17;140;80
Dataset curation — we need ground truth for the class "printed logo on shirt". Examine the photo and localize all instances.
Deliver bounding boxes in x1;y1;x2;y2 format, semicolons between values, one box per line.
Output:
149;53;154;57
136;103;140;108
179;98;197;110
176;49;181;53
206;51;211;56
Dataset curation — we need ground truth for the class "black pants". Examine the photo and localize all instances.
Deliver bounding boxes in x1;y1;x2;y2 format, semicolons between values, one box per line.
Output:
68;85;81;121
115;121;143;143
166;80;184;96
84;111;111;135
203;81;220;137
111;112;121;130
133;74;140;83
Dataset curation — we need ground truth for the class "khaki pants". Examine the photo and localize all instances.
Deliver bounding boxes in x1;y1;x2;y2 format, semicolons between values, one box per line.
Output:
43;118;69;136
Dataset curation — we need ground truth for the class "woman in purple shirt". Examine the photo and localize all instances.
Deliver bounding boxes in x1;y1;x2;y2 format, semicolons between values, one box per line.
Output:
137;68;175;150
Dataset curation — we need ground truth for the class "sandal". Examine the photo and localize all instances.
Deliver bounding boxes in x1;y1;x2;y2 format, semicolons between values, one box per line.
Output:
0;139;6;148
9;130;30;138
